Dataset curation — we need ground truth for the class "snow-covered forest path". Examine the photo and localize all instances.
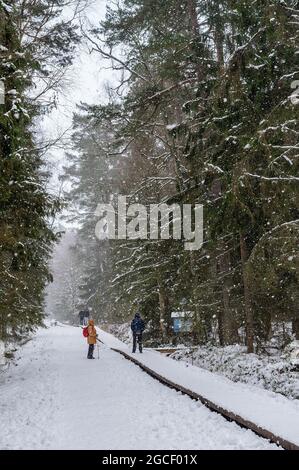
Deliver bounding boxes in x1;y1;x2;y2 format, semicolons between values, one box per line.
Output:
0;325;278;450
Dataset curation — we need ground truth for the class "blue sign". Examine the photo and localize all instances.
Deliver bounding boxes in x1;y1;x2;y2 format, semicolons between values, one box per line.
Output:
173;318;181;333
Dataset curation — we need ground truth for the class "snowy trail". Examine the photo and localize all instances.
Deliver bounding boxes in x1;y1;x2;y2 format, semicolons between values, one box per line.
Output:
99;330;299;448
0;325;278;450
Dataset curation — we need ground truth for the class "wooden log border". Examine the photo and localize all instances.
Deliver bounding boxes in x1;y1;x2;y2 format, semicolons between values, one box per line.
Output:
111;348;299;451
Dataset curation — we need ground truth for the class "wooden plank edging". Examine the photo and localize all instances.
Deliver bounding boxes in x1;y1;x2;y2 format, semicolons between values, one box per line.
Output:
111;348;299;451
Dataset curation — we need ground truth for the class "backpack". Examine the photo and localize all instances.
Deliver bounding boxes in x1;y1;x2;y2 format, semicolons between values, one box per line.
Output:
83;326;89;338
132;317;144;334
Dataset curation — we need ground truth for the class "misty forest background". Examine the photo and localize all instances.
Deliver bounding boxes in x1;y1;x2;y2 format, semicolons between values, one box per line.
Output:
1;0;299;356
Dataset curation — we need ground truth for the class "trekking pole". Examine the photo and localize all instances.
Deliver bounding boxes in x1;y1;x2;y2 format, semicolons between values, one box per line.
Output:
97;342;100;360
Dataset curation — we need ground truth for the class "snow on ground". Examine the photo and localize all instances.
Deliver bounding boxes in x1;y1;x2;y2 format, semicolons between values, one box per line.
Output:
99;329;299;448
0;325;278;450
169;344;299;400
103;323;299;400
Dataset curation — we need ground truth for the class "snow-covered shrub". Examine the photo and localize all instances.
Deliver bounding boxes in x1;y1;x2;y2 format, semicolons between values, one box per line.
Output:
170;344;299;399
282;341;299;369
105;323;132;344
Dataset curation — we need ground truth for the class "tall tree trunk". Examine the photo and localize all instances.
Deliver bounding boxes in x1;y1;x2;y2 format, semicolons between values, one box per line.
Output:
240;232;254;353
213;3;225;71
210;179;238;345
217;310;225;346
218;247;239;344
215;28;225;70
158;283;169;340
292;318;299;340
187;0;199;36
187;0;203;82
209;253;225;345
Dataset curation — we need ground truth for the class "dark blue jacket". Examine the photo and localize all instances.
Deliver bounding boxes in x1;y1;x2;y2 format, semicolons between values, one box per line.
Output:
131;314;145;334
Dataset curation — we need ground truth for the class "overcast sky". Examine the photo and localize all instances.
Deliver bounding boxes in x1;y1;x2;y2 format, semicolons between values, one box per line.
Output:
40;0;116;198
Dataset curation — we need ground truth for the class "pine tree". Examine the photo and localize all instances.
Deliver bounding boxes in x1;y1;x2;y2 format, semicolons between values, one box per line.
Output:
63;0;299;351
0;0;83;340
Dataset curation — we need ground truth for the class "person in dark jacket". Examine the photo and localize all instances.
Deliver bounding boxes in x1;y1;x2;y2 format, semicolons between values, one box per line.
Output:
79;308;90;326
131;312;145;353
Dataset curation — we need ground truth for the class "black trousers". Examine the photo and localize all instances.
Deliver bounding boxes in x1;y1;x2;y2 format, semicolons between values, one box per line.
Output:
87;344;94;358
132;333;143;353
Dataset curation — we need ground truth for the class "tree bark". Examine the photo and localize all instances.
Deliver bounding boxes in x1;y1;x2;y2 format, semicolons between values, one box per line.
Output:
217;310;225;346
292;318;299;340
158;284;169;339
218;248;239;344
187;0;204;82
213;3;225;71
240;232;254;353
